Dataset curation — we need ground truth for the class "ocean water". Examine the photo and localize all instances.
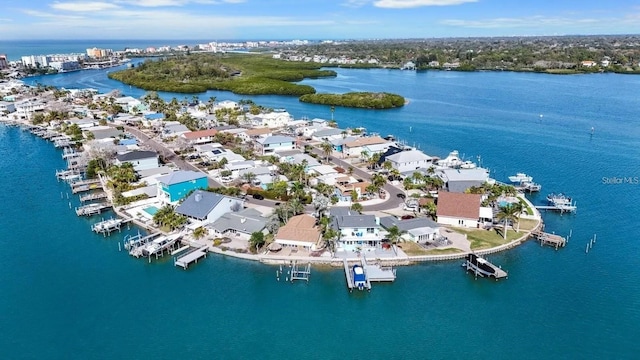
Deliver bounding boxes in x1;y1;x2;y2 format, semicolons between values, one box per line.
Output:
3;64;640;358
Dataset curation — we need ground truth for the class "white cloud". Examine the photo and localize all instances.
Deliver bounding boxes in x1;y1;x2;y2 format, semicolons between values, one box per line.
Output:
342;0;370;7
374;0;477;8
51;2;121;12
21;9;85;20
113;0;240;7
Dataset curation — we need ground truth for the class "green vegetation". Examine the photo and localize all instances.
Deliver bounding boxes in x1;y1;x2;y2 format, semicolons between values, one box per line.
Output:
455;228;522;250
152;205;187;232
423;248;464;255
108;53;336;95
299;92;405;109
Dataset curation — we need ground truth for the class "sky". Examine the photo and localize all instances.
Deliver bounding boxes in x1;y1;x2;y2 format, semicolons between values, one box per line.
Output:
1;0;639;40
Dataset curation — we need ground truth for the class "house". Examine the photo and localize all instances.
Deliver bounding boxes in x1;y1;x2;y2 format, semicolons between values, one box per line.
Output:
162;122;190;138
436;192;488;228
581;60;597;68
334;176;370;202
311;127;345;142
156;170;208;203
254;135;296;155
380;216;440;244
86;126;124;140
0;101;16;114
330;208;382;252
438;168;490;193
238;127;272;143
385;149;433;173
274;214;322;251
248;110;293;128
114;96;143;113
175;189;244;223
279;153;321;169
208;208;268;240
114;150;159;172
342;136;391;157
237;166;274;186
181;129;218;145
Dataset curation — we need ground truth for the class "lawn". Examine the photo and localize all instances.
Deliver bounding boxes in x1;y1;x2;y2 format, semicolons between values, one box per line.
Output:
518;219;539;231
455;227;524;250
424;248;464;255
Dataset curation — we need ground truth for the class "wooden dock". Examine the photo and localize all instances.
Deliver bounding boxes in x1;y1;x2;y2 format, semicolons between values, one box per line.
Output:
530;230;567;249
174;245;209;269
75;202;111;216
362;256;396;282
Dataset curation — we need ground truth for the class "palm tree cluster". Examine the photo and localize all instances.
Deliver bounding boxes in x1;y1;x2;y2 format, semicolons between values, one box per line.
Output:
152;205;187;231
404;171;444;191
496;203;524;239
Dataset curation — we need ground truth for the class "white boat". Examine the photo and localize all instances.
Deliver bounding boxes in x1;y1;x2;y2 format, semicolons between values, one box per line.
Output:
141;234;181;257
508;173;533;183
521;182;542;192
547;193;572;206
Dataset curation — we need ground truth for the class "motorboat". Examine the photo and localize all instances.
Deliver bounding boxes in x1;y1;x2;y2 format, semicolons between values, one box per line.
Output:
547;193;572;206
352;265;367;290
508;173;533;183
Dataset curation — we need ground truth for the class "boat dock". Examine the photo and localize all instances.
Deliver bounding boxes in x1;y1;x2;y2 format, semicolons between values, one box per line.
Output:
91;217;131;235
534;204;577;213
71;179;102;194
75;202;111;216
463;253;508;280
343;259;371;292
530;230;567;249
290;261;311;282
80;192;108;202
174;246;209;269
124;232;161;255
362;256;397;282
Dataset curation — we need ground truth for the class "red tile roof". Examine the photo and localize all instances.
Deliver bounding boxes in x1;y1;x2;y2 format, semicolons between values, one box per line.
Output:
436;192;481;220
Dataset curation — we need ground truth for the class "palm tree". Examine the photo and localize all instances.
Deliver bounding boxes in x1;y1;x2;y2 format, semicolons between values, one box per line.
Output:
371;173;387;191
496;204;520;239
382;160;393;172
193;226;208;240
350;202;363;213
385;225;406;244
320;142;333;163
289;181;305;200
242;172;256;185
287;198;304;216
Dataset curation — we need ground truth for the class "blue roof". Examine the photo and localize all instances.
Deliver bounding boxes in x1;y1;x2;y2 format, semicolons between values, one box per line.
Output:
144;113;165;120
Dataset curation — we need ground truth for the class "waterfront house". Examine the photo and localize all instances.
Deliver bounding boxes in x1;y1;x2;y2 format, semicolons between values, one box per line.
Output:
0;101;16;114
114;150;159;172
181;129;219;145
247;110;294;128
341;136;391;157
238;127;272;143
279;153;321;169
274;214;323;251
330;208;382;252
254;135;296;155
175;189;244;224
581;60;597;67
438;168;490;193
334;176;370;202
380;216;440;244
156;170;208;203
114;96;143;113
311;127;345;142
208;208;268;240
385;149;433;173
436;192;492;228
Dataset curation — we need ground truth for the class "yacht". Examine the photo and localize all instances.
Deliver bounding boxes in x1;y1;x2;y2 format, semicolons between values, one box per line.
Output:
508;173;533;183
521;181;542;192
547;193;572;206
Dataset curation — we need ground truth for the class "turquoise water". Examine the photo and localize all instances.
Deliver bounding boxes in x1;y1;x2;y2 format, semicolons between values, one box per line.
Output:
143;206;159;216
3;65;640;358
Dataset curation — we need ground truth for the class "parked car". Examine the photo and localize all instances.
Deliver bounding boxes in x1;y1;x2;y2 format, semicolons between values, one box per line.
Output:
396;193;406;199
252;193;265;200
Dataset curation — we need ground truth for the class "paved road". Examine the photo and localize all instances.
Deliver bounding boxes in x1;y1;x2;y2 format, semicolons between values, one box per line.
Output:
304;142;405;211
120;125;223;188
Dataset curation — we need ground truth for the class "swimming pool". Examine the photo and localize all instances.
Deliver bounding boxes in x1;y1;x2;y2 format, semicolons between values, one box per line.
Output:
143;206;159;216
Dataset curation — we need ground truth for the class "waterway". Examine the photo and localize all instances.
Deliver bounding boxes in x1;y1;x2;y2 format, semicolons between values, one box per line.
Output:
2;63;640;358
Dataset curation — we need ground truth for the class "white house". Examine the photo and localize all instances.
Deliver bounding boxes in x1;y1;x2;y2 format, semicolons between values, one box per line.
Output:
385;149;433;173
255;135;296;155
311;127;345;142
330;208;382;252
175;190;244;224
237;166;274;186
274;214;323;251
114;150;159;172
114;96;142;113
208;208;268;240
380;216;440;244
0;101;16;114
181;129;218;145
436;192;491;228
342;136;391;157
248;110;294;128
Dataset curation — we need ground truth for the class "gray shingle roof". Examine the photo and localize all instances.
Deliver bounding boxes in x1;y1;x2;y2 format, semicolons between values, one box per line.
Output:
256;135;295;145
157;170;206;186
379;216;438;232
329;208;377;229
208;208;266;234
116;150;157;162
175;190;225;220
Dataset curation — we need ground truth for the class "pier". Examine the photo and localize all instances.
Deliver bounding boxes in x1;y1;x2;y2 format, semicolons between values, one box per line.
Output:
71;179;102;194
534;204;577;213
362;256;397;282
124;232;161;254
80;192;108;202
75;202;111;216
174;245;209;269
530;230;567;250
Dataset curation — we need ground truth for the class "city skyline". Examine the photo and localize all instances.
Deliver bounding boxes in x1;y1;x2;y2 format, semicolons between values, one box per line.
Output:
1;0;639;40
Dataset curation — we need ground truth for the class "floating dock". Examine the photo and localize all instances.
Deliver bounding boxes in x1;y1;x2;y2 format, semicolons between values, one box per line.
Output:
174;246;209;269
463;253;508;280
75;202;111;216
530;230;567;249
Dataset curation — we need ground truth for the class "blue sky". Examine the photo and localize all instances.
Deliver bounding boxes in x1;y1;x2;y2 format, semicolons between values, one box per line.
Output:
1;0;639;40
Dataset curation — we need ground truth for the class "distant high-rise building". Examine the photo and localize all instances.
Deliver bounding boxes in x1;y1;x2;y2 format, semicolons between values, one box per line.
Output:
0;54;8;70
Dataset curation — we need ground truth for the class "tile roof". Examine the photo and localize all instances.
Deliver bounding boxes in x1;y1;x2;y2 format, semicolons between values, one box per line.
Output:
436;192;482;220
182;129;218;140
275;214;322;244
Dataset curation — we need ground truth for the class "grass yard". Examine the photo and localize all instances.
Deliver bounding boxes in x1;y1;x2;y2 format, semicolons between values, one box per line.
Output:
455;227;524;250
